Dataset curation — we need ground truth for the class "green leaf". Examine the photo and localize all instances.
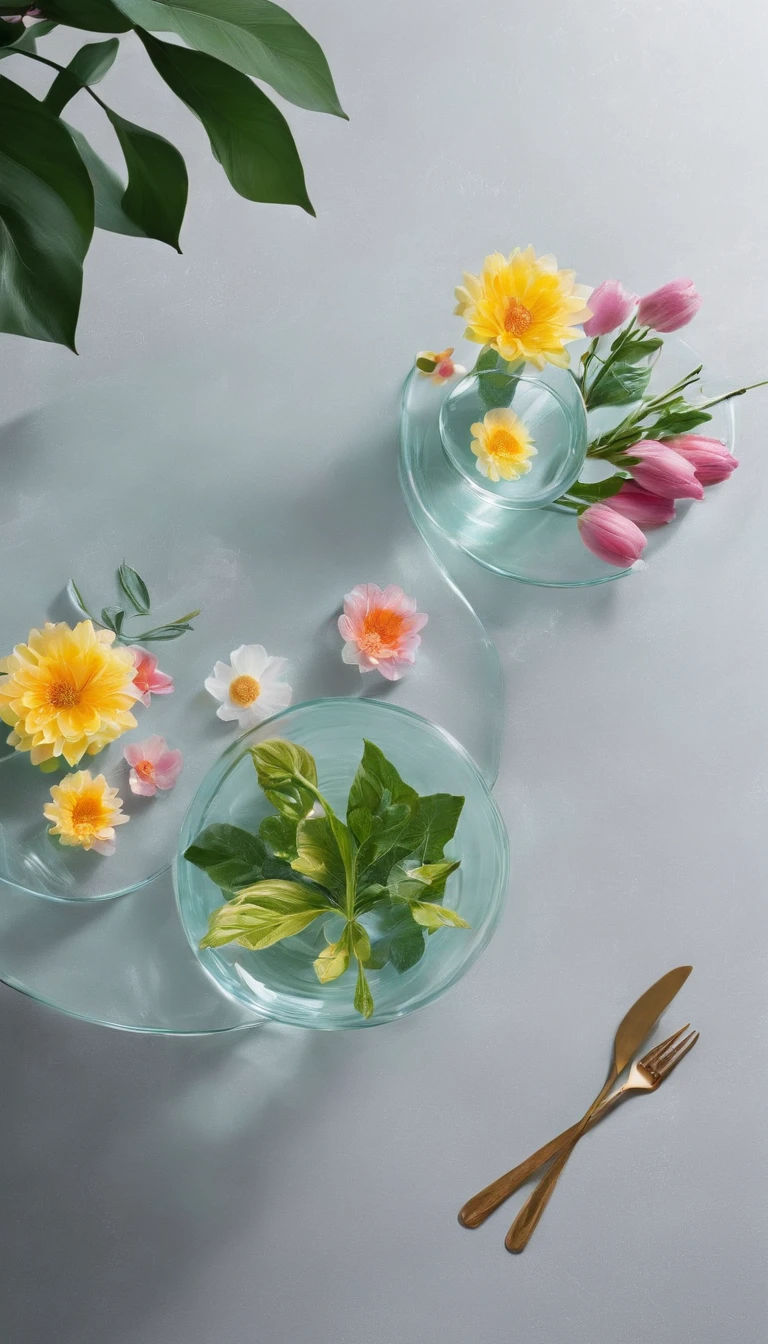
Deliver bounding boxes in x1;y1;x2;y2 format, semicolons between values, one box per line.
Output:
314;927;351;983
117;562;151;614
406;793;464;863
565;475;626;505
389;926;426;973
258;813;298;860
38;0;131;32
618;337;663;364
105;107;188;250
0;18;20;47
44;37;118;116
587;362;652;410
0;76;94;350
184;822;267;893
250;739;317;821
292;815;347;898
348;740;418;819
130;622;192;640
363;941;390;971
65;124;144;237
409;901;470;931
137;30;314;214
350;921;371;964
415;356;437;373
100;605;125;634
66;578;90;618
649;407;713;435
112;0;346;117
478;371;515;412
353;960;374;1019
200;878;333;950
475;347;502;373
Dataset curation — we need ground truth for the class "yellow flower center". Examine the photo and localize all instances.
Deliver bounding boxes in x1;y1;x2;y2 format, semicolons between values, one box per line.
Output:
71;794;106;832
487;429;527;466
503;299;533;335
230;674;260;707
48;679;80;709
359;609;406;656
135;759;155;781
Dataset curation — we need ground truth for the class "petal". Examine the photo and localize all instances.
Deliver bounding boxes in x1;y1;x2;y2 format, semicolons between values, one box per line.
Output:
215;703;241;722
341;642;364;666
123;744;143;767
231;644;268;677
129;771;157;797
338;614;358;641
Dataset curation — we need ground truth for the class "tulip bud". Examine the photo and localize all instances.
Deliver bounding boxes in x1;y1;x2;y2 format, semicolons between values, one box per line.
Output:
606;479;676;527
583;280;638;338
624;440;704;500
637;278;701;333
665;435;738;486
577;503;647;567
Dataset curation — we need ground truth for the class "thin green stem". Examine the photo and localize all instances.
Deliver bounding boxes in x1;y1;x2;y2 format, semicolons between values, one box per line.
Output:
14;48;111;113
295;776;358;920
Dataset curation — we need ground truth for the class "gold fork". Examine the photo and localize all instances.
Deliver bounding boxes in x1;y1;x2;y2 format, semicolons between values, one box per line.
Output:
459;1025;699;1234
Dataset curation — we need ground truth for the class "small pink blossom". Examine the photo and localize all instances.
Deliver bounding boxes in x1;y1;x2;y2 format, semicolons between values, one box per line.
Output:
129;647;174;707
583;281;638;338
577;503;647;568
124;736;183;797
606;480;676;527
623;440;704;500
637;279;701;333
338;583;428;681
666;434;738;486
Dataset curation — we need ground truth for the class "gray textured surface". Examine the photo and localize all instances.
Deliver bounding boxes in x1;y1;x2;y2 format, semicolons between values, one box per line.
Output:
1;2;767;1341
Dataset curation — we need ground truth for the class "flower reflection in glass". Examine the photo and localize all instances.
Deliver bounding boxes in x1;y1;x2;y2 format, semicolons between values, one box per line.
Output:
470;407;537;483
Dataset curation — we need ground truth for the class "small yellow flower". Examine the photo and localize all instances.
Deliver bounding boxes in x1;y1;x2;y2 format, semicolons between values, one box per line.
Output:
44;770;129;856
470;408;537;483
455;246;592;368
0;621;139;768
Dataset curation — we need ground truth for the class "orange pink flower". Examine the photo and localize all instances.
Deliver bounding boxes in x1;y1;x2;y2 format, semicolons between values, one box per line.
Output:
338;584;427;681
128;648;174;707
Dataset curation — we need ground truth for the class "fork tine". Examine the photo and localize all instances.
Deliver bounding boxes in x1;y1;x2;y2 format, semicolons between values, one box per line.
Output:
656;1030;699;1076
642;1024;689;1066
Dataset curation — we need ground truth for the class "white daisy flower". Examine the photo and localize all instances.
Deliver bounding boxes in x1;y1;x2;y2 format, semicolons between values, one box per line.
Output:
204;645;291;730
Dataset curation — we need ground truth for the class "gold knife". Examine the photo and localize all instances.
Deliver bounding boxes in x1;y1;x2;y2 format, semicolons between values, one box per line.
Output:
505;964;693;1252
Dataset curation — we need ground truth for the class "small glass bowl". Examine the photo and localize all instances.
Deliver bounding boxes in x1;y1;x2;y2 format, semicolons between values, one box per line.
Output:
439;368;587;510
175;698;510;1030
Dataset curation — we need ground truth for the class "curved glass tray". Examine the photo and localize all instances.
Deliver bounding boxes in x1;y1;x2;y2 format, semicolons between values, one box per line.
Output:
400;338;735;586
0;366;502;1031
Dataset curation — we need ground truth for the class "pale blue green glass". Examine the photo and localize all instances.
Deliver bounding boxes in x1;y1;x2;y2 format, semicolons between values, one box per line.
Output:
0;366;504;1031
400;338;735;586
175;698;510;1030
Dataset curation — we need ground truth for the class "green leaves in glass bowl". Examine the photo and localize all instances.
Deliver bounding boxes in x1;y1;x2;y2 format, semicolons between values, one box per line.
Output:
184;738;468;1019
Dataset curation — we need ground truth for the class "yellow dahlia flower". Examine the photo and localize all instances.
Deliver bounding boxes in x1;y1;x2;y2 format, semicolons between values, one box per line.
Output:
44;770;129;855
470;407;537;483
0;621;139;768
455;246;592;368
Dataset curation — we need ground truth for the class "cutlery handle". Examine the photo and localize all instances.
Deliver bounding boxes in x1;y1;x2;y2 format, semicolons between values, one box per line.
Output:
458;1086;628;1229
504;1141;576;1252
505;1077;616;1253
458;1120;582;1228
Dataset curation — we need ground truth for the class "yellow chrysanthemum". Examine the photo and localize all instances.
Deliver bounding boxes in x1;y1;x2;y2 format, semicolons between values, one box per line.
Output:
470;408;537;483
44;770;129;855
454;246;592;368
0;621;139;768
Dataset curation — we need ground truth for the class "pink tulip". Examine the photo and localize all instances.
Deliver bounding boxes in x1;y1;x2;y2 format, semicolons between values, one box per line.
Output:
623;440;704;500
124;736;183;797
583;280;638;338
577;503;647;567
666;434;738;486
637;278;701;333
129;647;174;707
606;479;676;527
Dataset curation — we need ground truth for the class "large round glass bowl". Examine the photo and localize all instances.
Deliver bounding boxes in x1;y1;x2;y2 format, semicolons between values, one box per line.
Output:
175;698;510;1030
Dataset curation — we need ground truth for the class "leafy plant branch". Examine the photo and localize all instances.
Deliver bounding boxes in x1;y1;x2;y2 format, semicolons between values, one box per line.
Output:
0;2;346;349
